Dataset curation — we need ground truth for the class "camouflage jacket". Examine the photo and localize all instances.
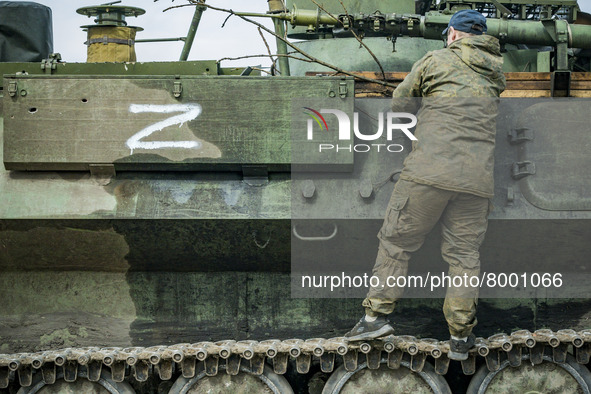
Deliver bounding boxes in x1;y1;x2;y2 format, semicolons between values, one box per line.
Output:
393;35;506;198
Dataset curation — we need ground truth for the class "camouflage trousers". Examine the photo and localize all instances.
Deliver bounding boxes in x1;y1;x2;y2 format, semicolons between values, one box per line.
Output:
362;179;490;337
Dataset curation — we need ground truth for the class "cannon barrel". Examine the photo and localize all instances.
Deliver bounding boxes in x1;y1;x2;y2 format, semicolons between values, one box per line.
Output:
246;8;591;49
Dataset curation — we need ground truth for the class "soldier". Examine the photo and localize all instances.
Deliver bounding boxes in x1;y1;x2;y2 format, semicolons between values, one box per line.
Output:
344;9;506;361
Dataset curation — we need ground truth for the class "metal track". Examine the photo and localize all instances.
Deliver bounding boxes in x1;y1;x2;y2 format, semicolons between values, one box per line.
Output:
1;329;590;388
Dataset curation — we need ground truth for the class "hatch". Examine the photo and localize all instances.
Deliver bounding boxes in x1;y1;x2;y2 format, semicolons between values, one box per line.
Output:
513;100;591;210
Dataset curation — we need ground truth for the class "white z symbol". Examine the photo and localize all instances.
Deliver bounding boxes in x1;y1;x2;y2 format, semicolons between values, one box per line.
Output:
126;103;202;154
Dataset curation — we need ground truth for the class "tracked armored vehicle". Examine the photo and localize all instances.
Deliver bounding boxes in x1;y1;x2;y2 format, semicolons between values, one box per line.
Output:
2;0;591;392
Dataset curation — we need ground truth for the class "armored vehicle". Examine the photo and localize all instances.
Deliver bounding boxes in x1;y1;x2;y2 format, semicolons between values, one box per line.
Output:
1;0;591;392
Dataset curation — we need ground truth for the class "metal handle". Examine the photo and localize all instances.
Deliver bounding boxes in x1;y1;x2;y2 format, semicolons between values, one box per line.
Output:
292;224;338;241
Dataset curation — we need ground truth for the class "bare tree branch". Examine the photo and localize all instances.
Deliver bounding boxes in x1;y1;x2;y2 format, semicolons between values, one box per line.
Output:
309;0;387;81
180;0;397;88
221;13;233;28
216;53;314;64
257;27;278;75
251;67;273;75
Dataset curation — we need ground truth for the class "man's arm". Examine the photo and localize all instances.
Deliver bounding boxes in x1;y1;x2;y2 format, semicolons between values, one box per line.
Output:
391;54;430;113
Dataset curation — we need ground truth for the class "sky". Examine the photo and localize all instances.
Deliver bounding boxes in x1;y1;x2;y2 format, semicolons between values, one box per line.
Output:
31;0;277;66
21;0;591;66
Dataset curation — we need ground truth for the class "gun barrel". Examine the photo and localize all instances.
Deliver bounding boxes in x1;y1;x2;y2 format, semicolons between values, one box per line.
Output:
235;10;338;26
421;15;591;49
234;7;591;49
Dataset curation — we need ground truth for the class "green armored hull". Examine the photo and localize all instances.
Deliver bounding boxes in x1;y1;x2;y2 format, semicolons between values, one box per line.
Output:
2;0;591;393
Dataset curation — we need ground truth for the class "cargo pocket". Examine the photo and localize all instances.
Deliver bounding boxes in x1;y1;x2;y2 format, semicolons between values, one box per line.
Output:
380;195;409;239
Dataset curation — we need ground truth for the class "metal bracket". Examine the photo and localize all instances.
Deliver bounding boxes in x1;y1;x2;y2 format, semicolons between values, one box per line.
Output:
373;18;380;32
242;165;269;186
542;19;570;73
240;66;253;76
301;179;316;199
497;18;509;44
390;35;397;52
339;82;348;98
551;71;571;97
342;15;350;29
554;20;570;72
314;6;321;33
40;53;62;74
507;127;533;144
292;224;338;241
173;81;183;98
490;0;512;17
7;81;17;97
86;37;135;46
506;186;515;205
511;161;536;180
359;178;374;199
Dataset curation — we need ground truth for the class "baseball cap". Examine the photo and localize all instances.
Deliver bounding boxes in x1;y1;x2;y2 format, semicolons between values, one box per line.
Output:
442;9;487;36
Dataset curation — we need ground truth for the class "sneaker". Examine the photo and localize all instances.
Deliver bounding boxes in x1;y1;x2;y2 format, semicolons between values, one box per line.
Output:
448;333;476;361
344;315;394;341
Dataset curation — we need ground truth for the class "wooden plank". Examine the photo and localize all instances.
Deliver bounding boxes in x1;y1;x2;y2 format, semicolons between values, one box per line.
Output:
501;90;551;97
306;71;591;82
570;72;591;81
3;76;355;171
506;81;551;90
505;72;551;81
306;71;591;83
346;71;591;97
571;81;591;89
571;91;591;97
344;71;408;81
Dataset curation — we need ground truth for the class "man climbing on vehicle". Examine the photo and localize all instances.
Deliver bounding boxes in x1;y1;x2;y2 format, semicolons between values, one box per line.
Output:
344;9;506;361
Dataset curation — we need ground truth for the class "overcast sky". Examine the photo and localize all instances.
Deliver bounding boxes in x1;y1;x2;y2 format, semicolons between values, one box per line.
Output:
31;1;276;66
22;0;591;66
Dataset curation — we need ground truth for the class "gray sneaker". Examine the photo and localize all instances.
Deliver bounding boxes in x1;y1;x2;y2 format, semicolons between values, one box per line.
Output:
448;333;476;361
344;315;394;341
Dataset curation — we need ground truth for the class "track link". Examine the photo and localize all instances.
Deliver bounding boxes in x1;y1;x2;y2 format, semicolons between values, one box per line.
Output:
1;328;590;388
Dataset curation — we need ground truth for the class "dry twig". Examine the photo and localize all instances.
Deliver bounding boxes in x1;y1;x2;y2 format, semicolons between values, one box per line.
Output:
216;53;313;64
310;0;387;82
177;0;397;88
257;27;278;74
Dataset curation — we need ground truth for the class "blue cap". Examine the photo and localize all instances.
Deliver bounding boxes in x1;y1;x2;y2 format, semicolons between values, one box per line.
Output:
442;9;487;36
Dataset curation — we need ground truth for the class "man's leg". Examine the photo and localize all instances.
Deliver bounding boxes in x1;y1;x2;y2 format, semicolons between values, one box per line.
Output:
440;193;489;359
347;180;451;340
